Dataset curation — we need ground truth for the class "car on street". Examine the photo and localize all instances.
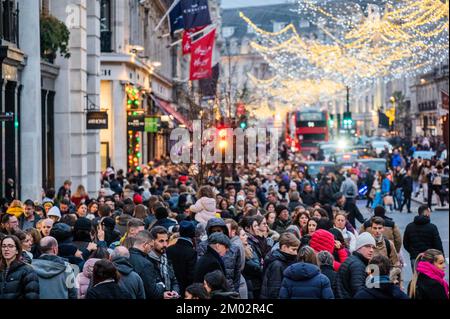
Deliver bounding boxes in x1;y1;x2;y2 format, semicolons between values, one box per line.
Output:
357;158;388;174
371;140;393;155
299;161;336;178
412;150;436;160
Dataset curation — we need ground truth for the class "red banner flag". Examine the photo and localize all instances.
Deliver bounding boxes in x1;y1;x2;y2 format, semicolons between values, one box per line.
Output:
182;31;192;55
189;28;216;80
182;27;205;55
442;90;449;110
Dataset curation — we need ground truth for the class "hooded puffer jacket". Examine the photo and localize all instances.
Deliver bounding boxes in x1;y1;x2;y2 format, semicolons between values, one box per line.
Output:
309;229;348;271
32;254;77;299
196;218;241;292
403;215;444;260
191;197;218;225
260;249;297;299
112;257;146;299
75;258;100;299
279;262;334;299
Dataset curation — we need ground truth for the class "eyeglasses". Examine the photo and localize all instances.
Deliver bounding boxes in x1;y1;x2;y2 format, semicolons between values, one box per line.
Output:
2;245;16;250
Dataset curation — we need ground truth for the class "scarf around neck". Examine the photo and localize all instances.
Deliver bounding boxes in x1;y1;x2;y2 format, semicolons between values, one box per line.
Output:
148;250;171;291
417;261;449;297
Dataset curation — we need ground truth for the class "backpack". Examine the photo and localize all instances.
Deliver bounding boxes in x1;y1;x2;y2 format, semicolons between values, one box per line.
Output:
343;181;355;198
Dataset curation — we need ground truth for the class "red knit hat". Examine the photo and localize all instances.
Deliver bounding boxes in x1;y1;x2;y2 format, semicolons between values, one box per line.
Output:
309;229;335;254
179;175;188;184
133;193;143;205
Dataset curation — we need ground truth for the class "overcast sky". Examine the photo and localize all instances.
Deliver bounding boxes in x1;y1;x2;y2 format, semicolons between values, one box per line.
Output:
221;0;289;8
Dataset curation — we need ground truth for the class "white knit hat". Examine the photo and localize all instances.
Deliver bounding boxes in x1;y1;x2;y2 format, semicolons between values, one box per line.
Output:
354;232;376;251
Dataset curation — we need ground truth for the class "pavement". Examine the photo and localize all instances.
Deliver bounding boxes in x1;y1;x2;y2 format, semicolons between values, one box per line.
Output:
355;199;449;288
411;193;449;211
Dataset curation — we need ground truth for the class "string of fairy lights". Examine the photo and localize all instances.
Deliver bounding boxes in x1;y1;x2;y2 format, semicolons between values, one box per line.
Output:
239;0;449;110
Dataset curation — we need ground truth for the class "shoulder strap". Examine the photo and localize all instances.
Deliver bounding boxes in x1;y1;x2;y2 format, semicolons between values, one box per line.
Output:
384;237;392;258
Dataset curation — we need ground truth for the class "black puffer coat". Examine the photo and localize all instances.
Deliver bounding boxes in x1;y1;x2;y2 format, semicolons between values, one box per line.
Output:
0;260;39;299
403;216;444;260
334;252;369;299
260;249;297;299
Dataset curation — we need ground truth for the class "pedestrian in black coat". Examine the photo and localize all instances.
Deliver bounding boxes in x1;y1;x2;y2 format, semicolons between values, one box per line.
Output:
86;259;132;299
403;206;444;268
334;232;376;299
260;233;299;299
399;169;413;213
128;230;162;299
166;221;197;296
194;233;230;283
0;236;39;299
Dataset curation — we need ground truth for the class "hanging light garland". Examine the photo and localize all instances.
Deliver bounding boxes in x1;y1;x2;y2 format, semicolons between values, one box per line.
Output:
239;0;448;91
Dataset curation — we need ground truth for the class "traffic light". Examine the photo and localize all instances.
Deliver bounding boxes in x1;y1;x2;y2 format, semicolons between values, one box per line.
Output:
343;112;353;129
218;127;228;150
238;115;248;129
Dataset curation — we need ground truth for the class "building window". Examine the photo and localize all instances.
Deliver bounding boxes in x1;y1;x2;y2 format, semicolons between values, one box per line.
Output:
0;0;19;44
100;0;112;52
222;26;235;38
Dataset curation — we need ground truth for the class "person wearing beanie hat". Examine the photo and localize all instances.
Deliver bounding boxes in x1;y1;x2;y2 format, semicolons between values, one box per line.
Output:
133;193;143;205
167;221;198;296
179;221;196;239
193;232;228;284
359;206;403;253
310;229;348;271
72;218;96;259
6;200;25;218
335;232;376;299
47;206;62;223
273;205;291;235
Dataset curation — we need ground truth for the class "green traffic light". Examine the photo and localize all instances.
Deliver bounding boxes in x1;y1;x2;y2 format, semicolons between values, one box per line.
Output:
240;122;247;129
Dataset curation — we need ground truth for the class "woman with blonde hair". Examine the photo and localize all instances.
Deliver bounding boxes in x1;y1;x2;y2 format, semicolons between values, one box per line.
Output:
71;185;90;207
409;249;448;299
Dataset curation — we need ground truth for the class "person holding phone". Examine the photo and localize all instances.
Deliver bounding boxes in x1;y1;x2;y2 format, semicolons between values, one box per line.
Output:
147;226;180;299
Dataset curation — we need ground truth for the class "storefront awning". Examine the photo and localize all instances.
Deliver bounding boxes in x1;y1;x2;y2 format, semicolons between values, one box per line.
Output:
150;95;192;131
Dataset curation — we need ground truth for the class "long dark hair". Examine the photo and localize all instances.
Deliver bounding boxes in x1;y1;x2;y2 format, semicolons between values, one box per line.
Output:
0;235;22;271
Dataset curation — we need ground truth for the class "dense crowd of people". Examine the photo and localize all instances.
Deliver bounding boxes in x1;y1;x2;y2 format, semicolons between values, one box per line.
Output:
0;143;448;300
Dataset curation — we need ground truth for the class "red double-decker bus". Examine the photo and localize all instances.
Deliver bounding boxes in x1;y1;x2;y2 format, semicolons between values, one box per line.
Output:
286;109;329;154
